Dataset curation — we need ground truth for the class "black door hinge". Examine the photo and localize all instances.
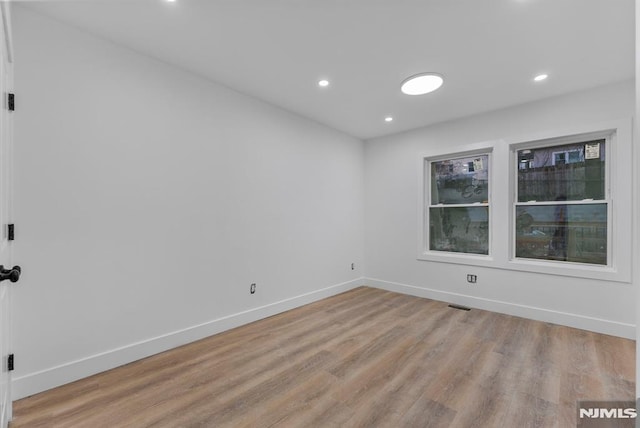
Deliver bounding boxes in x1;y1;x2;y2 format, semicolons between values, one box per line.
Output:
7;224;14;241
7;93;14;111
7;354;13;371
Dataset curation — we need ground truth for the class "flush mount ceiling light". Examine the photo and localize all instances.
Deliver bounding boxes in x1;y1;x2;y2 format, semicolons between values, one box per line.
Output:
534;74;548;82
318;79;330;87
384;116;394;122
401;73;444;95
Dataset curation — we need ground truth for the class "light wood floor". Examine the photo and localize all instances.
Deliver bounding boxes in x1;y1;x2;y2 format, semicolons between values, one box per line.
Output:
11;287;635;427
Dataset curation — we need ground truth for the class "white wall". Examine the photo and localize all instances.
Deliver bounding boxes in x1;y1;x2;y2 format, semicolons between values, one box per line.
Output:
364;80;635;338
635;0;639;403
11;3;636;402
12;7;364;398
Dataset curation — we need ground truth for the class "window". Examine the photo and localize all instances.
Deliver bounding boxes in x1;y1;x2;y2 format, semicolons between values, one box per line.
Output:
515;138;608;265
427;154;490;255
419;123;629;281
552;148;582;165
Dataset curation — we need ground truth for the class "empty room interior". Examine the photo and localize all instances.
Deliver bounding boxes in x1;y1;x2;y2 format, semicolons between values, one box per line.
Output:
1;0;638;426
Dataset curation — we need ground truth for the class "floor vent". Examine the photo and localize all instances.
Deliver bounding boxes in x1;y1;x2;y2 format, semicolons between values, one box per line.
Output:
448;304;471;311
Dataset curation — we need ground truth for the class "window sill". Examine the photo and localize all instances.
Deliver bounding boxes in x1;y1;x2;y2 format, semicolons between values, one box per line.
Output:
416;251;630;283
417;251;494;267
506;258;628;283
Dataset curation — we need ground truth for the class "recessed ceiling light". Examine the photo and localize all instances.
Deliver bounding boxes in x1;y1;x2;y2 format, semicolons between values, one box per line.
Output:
318;79;330;87
534;74;548;82
166;0;176;2
401;73;444;95
384;117;393;122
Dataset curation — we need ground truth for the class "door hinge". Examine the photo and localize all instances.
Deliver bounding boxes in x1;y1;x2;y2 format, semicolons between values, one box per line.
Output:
7;354;13;372
7;224;14;241
7;93;14;111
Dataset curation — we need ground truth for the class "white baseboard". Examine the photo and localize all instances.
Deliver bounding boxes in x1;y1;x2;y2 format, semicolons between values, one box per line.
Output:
12;278;364;400
365;278;635;339
14;276;632;400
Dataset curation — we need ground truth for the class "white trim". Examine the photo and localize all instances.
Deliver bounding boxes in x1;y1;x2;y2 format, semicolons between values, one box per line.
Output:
507;121;631;282
0;3;12;424
511;130;612;267
418;145;494;262
416;119;632;283
515;200;607;206
365;277;635;339
12;278;364;400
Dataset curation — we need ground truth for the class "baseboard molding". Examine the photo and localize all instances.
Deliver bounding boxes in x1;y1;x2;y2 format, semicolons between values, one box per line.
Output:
365;277;635;339
12;278;364;400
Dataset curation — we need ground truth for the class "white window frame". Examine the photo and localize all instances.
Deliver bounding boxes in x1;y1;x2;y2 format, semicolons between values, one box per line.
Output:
418;146;494;265
512;133;611;266
417;119;631;283
506;120;632;282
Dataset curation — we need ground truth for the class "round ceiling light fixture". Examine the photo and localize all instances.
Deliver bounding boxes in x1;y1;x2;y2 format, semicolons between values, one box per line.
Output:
384;116;394;122
318;79;330;87
401;73;444;95
534;73;548;82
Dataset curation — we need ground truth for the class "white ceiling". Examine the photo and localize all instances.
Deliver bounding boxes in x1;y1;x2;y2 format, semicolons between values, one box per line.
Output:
20;0;634;140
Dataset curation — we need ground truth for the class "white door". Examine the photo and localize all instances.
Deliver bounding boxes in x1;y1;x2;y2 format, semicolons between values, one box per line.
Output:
0;2;14;426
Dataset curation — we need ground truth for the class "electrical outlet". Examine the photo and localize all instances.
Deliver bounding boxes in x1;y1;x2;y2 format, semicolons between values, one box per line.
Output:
250;283;256;294
351;263;355;270
466;274;477;284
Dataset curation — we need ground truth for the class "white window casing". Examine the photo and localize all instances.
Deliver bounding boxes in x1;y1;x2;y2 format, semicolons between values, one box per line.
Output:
418;118;632;283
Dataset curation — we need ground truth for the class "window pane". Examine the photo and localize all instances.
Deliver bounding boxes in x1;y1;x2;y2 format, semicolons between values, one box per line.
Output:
515;204;607;265
429;207;488;254
431;155;489;205
517;140;605;202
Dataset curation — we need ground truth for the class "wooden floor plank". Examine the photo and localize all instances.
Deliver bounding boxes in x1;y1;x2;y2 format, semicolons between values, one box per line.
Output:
11;287;635;427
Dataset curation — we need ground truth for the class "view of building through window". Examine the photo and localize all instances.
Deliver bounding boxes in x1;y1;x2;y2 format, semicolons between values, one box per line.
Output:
428;154;489;255
515;139;607;265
